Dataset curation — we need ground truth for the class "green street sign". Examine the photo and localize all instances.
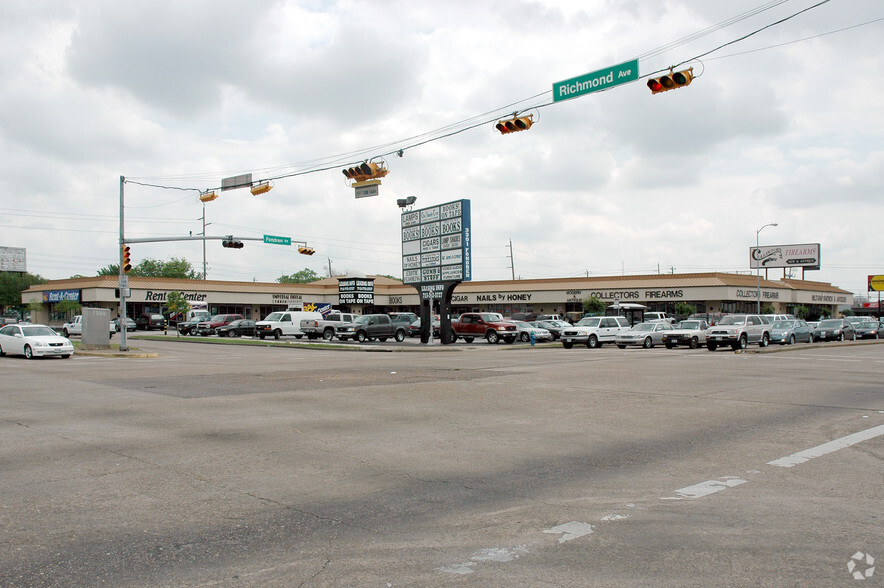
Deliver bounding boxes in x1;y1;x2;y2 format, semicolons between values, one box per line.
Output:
553;59;639;102
263;235;291;246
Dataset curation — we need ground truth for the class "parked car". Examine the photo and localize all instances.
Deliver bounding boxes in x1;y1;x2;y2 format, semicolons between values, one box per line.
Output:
215;319;257;337
452;313;518;344
662;319;709;349
560;316;631;349
197;314;245;337
812;318;856;342
853;320;880;340
511;321;553;343
706;314;771;351
113;317;137;332
335;314;409;343
0;324;73;359
769;320;814;345
531;320;570;340
136;313;167;331
0;317;19;327
615;322;673;348
642;311;676;325
408;317;440;338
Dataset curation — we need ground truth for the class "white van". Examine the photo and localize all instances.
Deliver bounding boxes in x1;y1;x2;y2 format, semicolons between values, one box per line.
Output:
256;310;323;340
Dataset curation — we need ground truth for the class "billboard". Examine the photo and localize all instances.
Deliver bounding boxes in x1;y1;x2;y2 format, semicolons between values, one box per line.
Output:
0;246;26;272
401;199;471;285
749;243;820;270
339;278;374;305
868;275;884;292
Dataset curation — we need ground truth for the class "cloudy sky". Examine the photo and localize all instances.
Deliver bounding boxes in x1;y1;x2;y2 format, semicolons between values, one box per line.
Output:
1;0;882;296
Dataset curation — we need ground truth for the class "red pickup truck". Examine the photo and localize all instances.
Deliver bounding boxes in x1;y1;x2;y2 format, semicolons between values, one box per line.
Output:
452;312;518;344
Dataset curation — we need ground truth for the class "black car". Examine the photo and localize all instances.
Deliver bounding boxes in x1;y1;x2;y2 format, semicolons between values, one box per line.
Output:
854;321;880;340
812;318;856;342
215;319;257;337
136;313;166;330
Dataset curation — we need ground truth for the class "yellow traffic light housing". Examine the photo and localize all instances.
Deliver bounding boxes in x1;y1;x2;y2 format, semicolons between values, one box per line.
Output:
298;246;315;256
121;244;132;274
250;181;272;196
495;114;533;134
199;190;218;202
342;161;389;184
647;68;693;94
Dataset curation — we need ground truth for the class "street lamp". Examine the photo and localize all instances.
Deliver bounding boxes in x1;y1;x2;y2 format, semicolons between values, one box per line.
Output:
756;222;778;313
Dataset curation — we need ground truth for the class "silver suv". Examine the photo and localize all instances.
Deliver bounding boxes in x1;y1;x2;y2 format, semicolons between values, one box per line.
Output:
706;314;771;351
561;315;631;349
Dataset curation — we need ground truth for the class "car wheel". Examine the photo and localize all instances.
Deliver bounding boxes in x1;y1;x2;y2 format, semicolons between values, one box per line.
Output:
486;331;499;344
464;337;474;343
322;329;334;341
739;334;748;350
642;337;653;349
760;333;769;348
617;344;627;349
273;329;282;340
851;331;856;341
0;344;5;356
838;332;844;342
259;334;265;340
520;332;530;342
690;337;699;349
665;342;675;349
504;337;515;344
60;354;71;359
707;343;717;351
63;329;70;337
789;334;796;345
356;331;368;343
378;337;388;342
562;342;573;349
395;330;406;343
295;335;303;339
24;345;34;359
587;334;599;349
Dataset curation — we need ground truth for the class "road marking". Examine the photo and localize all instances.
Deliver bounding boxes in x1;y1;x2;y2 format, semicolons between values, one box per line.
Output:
543;521;594;543
661;476;747;500
767;424;884;468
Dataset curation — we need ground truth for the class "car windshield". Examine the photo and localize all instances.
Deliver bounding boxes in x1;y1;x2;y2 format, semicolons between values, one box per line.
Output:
718;316;747;326
548;321;569;327
151;314;164;320
818;319;841;328
514;321;532;328
576;317;601;327
354;316;372;324
263;313;284;321
676;321;700;329
633;323;655;332
22;326;57;337
773;321;797;329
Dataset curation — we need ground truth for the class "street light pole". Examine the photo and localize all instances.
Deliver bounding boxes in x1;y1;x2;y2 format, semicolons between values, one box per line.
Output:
756;222;778;313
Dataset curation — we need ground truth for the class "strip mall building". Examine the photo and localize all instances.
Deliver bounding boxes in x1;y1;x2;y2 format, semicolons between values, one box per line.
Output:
23;272;853;324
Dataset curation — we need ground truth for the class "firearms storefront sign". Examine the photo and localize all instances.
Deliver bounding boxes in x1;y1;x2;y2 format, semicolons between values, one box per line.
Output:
339;278;374;305
401;199;471;285
749;243;820;270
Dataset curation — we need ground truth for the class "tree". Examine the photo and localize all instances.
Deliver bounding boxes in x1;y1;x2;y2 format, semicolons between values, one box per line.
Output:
278;268;320;283
166;291;191;338
98;257;201;279
675;302;696;318
581;295;605;316
793;305;809;320
55;299;82;318
0;271;47;316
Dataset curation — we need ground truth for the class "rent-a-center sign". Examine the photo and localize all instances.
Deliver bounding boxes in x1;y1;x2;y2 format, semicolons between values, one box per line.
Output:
401;199;471;285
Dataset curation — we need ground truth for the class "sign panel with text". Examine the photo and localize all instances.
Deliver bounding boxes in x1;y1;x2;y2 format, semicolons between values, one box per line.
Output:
401;199;471;285
749;243;820;270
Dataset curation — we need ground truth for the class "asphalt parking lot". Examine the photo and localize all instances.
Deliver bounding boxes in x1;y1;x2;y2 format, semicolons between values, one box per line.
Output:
1;338;881;586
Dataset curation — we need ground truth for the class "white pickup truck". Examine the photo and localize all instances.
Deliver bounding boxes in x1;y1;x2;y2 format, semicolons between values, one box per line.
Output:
300;312;359;341
256;310;324;340
62;315;116;338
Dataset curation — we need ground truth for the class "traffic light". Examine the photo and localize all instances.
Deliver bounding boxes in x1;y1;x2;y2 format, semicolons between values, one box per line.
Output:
250;181;272;196
298;246;315;256
121;244;132;274
342;161;389;183
495;114;533;134
647;68;693;94
222;237;244;249
199;190;218;202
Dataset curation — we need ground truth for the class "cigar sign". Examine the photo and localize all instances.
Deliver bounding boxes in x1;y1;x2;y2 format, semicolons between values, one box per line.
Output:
749;243;820;270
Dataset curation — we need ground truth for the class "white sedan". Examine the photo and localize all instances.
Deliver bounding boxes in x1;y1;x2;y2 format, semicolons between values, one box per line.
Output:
0;324;74;359
615;322;673;349
511;321;554;343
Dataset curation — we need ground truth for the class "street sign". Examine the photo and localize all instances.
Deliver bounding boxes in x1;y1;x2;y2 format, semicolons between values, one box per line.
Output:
553;59;639;102
221;173;253;191
263;235;291;246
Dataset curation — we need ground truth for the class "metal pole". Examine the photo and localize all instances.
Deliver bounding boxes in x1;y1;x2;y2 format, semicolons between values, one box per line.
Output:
756;223;778;314
202;202;207;280
508;239;515;280
119;175;128;352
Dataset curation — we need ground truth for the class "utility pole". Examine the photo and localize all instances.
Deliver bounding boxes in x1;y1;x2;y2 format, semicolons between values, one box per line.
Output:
327;258;334;278
199;203;208;280
507;239;515;280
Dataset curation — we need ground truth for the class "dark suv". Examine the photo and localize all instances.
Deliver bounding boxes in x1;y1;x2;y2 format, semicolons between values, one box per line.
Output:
195;314;244;336
136;313;166;330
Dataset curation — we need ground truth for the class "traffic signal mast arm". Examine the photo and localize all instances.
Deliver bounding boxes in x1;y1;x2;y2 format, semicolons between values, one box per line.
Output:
121;235;305;245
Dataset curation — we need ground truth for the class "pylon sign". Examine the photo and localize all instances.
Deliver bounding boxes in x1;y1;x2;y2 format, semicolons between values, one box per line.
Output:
401;199;471;285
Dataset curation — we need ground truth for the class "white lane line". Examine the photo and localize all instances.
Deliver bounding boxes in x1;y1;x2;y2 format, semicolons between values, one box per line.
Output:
543;521;594;543
767;424;884;468
661;476;748;500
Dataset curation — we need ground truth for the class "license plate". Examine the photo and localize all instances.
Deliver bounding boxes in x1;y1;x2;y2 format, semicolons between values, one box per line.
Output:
820;331;826;337
563;338;572;343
